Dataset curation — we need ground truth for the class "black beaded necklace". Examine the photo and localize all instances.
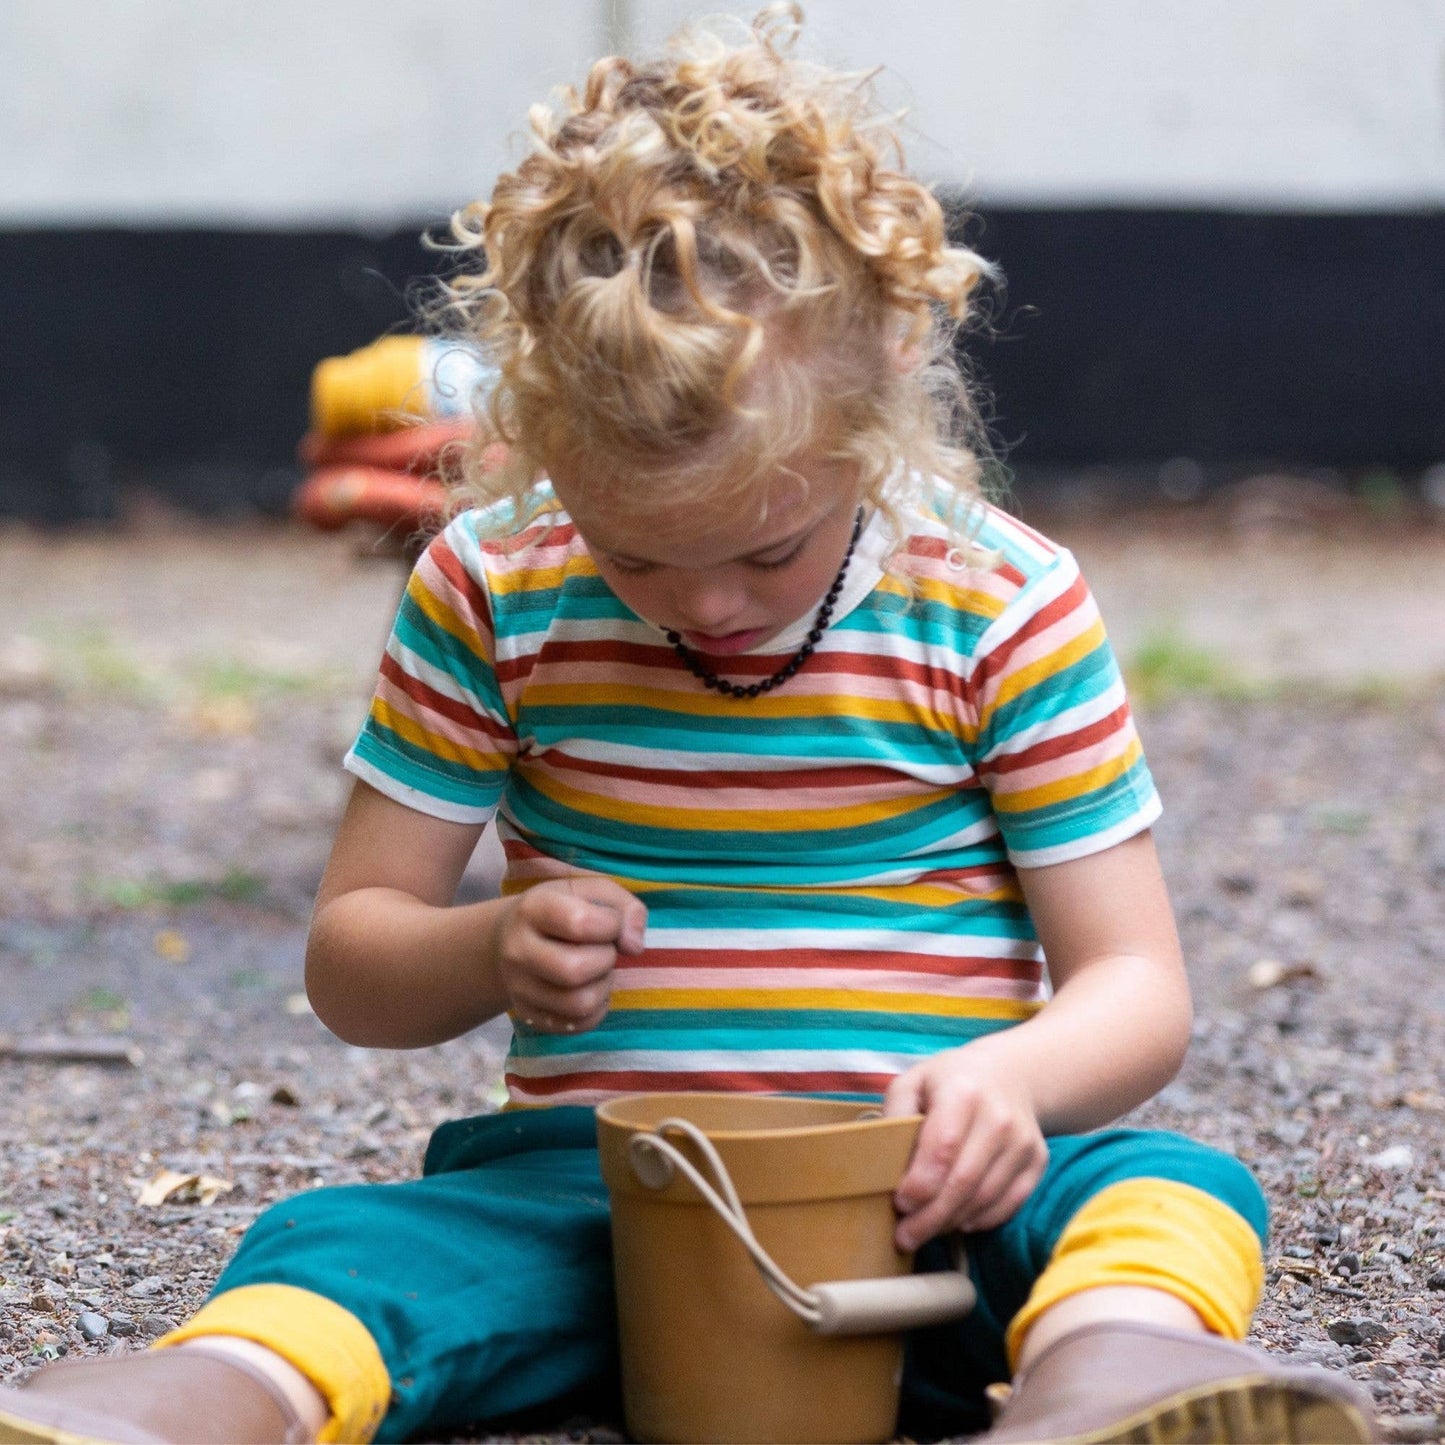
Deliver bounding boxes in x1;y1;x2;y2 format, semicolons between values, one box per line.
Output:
664;508;864;699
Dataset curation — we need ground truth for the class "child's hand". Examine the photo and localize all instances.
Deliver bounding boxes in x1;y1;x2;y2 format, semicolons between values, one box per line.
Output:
491;877;647;1034
882;1042;1049;1250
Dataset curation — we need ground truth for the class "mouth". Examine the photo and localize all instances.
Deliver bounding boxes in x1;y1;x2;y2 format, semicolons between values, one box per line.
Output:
678;625;772;656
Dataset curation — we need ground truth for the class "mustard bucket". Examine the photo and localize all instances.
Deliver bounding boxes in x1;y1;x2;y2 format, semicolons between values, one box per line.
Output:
596;1093;975;1444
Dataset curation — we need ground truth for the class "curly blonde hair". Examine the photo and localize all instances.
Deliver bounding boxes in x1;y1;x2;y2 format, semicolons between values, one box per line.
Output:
444;3;997;546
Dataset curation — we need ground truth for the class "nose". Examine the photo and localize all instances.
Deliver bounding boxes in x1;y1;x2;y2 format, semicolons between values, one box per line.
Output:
670;572;746;632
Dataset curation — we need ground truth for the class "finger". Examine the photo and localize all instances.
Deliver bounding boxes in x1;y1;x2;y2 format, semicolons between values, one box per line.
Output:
955;1147;1047;1234
526;972;614;1023
518;940;619;992
893;1088;974;1213
896;1109;1012;1250
561;877;648;953
882;1067;925;1119
535;881;645;947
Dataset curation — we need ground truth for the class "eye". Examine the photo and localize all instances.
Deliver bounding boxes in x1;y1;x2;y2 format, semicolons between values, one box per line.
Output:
600;554;657;575
747;539;808;571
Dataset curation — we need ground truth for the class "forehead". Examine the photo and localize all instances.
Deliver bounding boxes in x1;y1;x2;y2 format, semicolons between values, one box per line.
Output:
550;452;856;565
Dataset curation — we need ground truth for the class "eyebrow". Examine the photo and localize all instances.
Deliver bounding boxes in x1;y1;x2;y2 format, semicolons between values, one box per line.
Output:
605;516;817;568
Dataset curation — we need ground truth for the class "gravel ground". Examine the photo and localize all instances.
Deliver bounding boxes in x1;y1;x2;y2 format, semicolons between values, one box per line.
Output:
1;498;1443;1442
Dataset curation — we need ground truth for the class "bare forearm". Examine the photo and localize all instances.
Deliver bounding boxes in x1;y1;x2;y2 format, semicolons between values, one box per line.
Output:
969;952;1193;1136
306;888;511;1048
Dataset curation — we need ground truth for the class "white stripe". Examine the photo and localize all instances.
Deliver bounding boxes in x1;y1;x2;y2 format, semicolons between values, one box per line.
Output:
507;1047;943;1079
384;636;498;720
971;547;1080;659
982;675;1130;761
642;927;1040;958
1006;797;1163;869
342;754;498;825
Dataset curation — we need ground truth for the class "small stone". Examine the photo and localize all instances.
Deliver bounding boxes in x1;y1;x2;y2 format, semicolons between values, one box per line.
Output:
1387;1241;1415;1262
1287;1309;1312;1322
1337;1252;1361;1276
1365;1144;1415;1172
1327;1317;1391;1347
76;1311;109;1341
125;1276;167;1300
1382;1413;1443;1443
139;1314;176;1339
1283;1244;1314;1259
106;1313;137;1338
1426;1271;1445;1291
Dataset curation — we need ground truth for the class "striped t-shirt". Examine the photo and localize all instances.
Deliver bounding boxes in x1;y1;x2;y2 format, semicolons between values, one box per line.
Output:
344;490;1161;1105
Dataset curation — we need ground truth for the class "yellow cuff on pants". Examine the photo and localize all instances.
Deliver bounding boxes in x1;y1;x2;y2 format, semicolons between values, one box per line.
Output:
155;1283;391;1443
1005;1177;1265;1368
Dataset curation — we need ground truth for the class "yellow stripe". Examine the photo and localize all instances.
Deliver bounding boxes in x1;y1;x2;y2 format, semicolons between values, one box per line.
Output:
610;987;1039;1019
371;698;507;774
487;556;598;594
1005;1178;1264;1368
985;616;1106;717
911;573;1009;619
994;738;1141;814
501;874;1023;907
522;681;963;735
525;770;954;831
405;575;486;657
156;1284;391;1444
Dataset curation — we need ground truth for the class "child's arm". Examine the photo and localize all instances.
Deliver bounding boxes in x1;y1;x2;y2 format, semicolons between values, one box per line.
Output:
884;828;1190;1249
305;780;647;1048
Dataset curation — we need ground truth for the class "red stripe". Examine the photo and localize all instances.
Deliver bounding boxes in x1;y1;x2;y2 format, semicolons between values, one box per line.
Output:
377;653;514;745
507;1069;899;1098
538;749;906;792
986;703;1134;776
425;535;495;635
628;949;1041;982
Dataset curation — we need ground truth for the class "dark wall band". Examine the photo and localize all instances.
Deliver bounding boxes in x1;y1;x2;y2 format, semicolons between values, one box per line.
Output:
1;207;1440;520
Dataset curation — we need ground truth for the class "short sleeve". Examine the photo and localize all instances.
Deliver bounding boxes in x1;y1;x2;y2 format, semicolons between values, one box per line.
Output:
966;549;1161;867
344;517;518;824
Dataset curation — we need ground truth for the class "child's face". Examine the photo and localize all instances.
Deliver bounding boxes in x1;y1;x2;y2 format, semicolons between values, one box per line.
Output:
548;452;862;656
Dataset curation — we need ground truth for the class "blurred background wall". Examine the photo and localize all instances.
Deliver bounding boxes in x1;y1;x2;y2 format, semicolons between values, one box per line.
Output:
2;0;1442;520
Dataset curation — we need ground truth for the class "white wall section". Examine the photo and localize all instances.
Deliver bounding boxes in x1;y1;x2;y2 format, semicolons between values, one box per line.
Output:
3;0;1443;223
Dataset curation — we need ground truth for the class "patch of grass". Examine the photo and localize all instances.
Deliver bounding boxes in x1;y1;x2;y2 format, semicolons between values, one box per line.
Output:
94;869;266;910
37;625;159;700
1125;628;1250;707
77;987;127;1013
189;658;313;701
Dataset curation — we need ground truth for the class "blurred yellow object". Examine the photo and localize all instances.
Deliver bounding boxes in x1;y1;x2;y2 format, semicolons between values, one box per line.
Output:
310;336;431;437
310;335;494;438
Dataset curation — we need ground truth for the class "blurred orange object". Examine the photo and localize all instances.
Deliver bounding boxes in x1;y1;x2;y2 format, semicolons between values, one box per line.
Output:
292;465;449;534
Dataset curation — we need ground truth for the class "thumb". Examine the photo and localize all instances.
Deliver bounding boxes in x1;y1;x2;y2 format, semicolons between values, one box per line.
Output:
882;1064;926;1119
617;897;648;954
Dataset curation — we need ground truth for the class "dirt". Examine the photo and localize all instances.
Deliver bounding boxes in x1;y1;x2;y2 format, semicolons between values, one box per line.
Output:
1;495;1443;1442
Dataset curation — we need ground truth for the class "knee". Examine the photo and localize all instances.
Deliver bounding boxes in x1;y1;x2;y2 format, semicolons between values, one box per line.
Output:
1057;1130;1268;1246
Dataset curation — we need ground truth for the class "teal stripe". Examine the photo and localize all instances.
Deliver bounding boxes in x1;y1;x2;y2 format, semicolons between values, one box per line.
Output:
512;1012;1020;1055
638;888;1033;932
1000;756;1158;854
391;596;510;721
352;725;506;810
504;773;970;862
982;641;1119;750
519;705;965;760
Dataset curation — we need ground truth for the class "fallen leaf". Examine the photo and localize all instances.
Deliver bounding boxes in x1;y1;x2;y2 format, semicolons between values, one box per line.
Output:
1400;1090;1445;1113
1248;958;1320;991
153;929;191;964
134;1169;234;1208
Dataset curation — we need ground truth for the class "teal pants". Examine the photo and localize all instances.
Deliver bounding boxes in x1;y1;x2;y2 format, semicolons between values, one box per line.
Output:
212;1107;1265;1442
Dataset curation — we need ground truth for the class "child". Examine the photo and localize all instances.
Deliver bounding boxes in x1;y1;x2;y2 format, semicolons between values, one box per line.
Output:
0;7;1376;1443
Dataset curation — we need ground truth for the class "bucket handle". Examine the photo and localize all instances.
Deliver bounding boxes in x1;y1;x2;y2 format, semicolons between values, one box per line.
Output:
629;1117;976;1337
